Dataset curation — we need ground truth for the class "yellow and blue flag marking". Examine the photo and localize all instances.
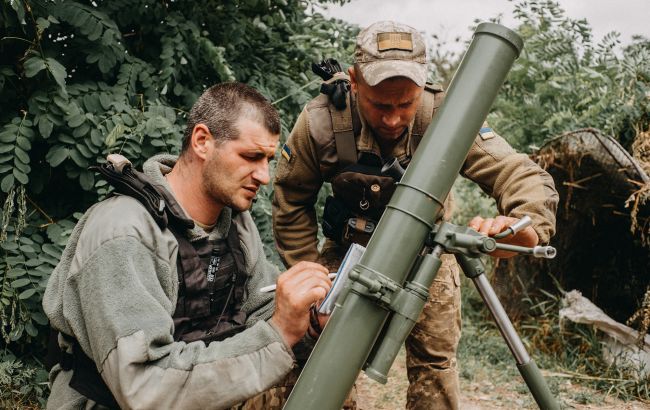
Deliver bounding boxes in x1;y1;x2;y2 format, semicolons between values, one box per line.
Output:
479;127;495;139
281;144;291;161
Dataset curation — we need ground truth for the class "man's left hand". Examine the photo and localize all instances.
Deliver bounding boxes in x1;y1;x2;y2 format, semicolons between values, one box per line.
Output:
468;215;539;259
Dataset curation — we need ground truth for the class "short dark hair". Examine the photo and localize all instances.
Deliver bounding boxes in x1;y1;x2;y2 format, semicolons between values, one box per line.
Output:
180;82;280;153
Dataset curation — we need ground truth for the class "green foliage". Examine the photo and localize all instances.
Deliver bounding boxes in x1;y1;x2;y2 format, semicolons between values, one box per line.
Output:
0;350;49;408
450;178;497;226
1;0;356;404
490;0;650;152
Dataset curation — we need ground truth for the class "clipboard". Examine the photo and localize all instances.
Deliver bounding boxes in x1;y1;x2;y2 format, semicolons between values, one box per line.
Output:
318;243;365;314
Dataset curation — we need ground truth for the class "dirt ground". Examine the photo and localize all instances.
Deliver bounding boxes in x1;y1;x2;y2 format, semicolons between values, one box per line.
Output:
354;349;650;409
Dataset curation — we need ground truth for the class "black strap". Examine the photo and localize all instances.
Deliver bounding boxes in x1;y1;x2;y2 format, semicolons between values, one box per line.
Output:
312;58;350;110
57;341;120;409
90;162;194;232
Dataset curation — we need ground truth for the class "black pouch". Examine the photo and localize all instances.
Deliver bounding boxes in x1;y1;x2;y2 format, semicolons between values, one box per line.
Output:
322;195;352;242
330;163;397;221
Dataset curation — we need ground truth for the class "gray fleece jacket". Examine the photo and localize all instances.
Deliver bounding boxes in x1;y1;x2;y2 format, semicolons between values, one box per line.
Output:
43;155;295;409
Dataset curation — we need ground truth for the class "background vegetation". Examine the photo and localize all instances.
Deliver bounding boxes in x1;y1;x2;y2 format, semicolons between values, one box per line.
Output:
489;1;649;152
453;2;650;405
0;0;648;407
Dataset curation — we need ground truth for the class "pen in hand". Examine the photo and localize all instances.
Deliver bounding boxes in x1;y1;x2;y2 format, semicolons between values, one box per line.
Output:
260;273;337;293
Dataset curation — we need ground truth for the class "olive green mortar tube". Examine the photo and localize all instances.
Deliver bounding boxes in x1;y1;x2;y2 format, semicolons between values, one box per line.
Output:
518;361;559;409
283;23;524;410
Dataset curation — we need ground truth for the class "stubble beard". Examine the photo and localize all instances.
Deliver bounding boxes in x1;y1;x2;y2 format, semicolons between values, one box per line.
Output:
201;158;251;213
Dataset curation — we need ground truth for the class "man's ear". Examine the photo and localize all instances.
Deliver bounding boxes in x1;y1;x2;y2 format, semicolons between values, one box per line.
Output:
348;66;358;94
190;124;212;161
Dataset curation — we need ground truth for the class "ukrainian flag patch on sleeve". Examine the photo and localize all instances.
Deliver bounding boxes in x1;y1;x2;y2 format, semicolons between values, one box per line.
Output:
281;144;292;161
479;127;495;140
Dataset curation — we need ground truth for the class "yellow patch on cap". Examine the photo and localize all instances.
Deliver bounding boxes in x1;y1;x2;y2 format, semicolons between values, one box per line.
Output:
377;32;413;51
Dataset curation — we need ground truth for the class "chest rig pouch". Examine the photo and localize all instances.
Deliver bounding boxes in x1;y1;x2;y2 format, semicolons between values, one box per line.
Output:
52;154;249;408
172;227;248;344
324;153;400;246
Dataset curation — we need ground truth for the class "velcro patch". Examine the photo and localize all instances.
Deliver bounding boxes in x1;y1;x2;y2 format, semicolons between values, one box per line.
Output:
377;32;413;51
281;144;292;161
479;127;495;140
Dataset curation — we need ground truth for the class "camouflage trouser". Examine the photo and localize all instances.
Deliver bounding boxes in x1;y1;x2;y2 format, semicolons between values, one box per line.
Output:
320;243;462;410
229;367;358;409
405;253;461;410
228;370;299;410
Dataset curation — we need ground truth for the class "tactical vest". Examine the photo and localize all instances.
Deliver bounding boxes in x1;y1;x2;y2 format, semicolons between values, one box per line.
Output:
316;84;445;245
52;157;249;408
169;208;248;344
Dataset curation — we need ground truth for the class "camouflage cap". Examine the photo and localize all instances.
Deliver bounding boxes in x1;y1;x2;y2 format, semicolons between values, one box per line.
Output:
354;21;427;87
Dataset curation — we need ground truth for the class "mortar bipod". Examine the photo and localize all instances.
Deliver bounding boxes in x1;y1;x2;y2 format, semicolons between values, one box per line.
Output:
430;219;559;409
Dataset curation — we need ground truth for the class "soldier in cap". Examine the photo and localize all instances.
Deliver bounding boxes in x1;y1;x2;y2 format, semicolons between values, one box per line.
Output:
272;21;558;409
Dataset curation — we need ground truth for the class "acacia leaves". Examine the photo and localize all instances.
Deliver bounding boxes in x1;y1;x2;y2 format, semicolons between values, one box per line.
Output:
491;0;650;152
23;51;67;94
54;1;125;74
0;222;64;343
0;116;34;192
0;0;356;366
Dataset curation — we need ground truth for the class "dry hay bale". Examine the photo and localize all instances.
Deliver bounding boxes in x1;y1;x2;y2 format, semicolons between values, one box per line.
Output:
494;129;650;327
627;129;650;343
632;129;650;176
629;129;650;246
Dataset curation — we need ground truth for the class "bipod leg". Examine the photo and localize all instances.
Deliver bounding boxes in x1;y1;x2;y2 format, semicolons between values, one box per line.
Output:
456;255;560;410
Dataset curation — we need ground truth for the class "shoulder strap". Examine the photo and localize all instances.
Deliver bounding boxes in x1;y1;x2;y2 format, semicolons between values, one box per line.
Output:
411;84;445;151
330;93;358;167
226;217;249;308
169;229;195;317
91;156;194;233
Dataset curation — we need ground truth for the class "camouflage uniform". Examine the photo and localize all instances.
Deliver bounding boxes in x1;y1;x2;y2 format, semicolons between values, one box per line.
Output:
229;370;299;410
272;21;558;410
230;369;358;409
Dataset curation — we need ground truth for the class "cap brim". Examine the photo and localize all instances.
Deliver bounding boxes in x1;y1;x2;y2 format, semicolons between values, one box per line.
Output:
358;60;427;87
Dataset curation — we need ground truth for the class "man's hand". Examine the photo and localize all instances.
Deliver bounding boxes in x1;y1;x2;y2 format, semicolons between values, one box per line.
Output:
468;215;539;258
270;261;332;346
